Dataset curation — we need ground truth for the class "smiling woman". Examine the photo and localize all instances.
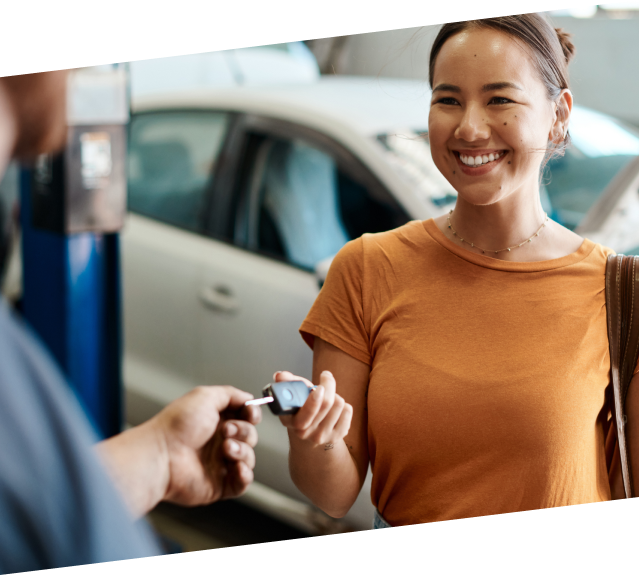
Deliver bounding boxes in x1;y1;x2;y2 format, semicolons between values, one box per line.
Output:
427;17;579;260
275;13;639;529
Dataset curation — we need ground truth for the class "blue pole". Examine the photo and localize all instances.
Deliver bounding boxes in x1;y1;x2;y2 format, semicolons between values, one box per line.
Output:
20;169;122;439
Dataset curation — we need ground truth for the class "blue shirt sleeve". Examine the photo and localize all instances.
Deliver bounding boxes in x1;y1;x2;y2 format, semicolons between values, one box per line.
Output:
0;300;161;573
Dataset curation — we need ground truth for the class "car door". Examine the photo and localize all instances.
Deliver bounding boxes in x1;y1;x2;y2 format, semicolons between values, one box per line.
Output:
196;115;410;524
122;109;236;419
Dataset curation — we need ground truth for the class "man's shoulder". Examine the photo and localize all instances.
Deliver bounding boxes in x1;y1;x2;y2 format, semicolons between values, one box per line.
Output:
0;298;160;571
0;299;80;422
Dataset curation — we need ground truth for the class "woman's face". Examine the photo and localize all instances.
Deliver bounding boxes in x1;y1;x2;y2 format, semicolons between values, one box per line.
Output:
428;27;566;207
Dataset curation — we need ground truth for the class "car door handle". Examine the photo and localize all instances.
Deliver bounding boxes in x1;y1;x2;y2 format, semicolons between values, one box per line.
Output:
198;285;240;314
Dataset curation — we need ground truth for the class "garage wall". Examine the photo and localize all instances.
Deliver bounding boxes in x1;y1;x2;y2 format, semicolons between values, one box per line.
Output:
320;16;639;128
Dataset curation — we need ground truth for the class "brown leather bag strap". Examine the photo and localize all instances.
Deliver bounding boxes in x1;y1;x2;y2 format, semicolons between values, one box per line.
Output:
605;254;639;498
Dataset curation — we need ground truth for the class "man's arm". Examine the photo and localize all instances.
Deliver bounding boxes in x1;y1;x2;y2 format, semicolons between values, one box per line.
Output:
96;386;261;517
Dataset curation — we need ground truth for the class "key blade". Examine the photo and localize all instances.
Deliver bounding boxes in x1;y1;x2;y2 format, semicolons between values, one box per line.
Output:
244;397;274;407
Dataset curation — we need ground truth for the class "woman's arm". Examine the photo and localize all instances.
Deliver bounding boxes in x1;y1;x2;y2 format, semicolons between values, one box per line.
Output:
276;337;370;518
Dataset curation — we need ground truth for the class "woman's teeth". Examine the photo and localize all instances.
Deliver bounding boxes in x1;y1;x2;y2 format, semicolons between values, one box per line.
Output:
459;151;505;166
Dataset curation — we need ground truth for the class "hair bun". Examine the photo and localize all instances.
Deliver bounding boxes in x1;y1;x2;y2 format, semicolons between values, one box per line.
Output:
555;27;575;65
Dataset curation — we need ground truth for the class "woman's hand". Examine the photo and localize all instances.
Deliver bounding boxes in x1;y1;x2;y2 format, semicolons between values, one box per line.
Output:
275;370;353;449
274;340;370;518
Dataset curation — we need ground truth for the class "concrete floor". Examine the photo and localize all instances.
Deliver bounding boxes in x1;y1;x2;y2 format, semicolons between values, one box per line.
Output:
147;499;309;554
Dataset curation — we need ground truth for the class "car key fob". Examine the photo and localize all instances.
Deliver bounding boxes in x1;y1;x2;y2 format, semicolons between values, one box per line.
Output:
262;381;313;415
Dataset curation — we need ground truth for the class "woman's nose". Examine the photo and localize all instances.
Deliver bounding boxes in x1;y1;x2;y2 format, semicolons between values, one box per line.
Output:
454;104;490;142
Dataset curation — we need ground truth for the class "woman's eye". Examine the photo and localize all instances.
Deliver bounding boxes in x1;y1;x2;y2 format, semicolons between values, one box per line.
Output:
435;97;460;106
489;96;513;105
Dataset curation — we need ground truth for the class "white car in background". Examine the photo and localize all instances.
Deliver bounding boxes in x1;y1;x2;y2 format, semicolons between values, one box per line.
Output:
129;42;320;98
122;76;639;533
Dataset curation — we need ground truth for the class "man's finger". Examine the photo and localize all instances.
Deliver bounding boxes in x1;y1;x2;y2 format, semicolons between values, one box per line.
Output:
223;438;256;469
200;385;255;414
242;404;262;425
223;461;253;499
224;420;258;447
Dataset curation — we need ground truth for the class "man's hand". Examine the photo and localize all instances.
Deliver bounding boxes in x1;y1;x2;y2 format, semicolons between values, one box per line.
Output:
154;385;260;506
96;386;261;517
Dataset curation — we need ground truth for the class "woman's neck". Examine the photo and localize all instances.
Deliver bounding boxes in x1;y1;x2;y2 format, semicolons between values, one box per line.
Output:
434;187;584;262
450;192;547;253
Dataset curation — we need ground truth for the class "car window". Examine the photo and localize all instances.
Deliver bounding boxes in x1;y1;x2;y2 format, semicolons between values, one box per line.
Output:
377;131;458;211
241;136;409;270
128;111;230;232
543;107;639;231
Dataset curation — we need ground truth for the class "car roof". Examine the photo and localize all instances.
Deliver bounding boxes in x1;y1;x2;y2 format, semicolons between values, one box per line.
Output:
131;76;432;137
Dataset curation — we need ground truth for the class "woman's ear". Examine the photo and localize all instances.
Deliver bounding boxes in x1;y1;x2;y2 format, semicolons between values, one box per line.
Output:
549;89;573;144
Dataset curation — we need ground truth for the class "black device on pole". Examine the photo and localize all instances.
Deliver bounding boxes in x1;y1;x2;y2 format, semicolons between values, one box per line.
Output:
30;68;128;234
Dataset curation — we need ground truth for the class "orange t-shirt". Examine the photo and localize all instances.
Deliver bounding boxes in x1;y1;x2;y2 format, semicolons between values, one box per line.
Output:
300;219;639;526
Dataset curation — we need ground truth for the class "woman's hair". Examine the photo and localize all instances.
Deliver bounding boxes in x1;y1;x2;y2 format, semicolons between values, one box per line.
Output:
428;13;575;166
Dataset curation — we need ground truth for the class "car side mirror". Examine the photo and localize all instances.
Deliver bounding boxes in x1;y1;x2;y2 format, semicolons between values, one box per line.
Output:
314;255;335;289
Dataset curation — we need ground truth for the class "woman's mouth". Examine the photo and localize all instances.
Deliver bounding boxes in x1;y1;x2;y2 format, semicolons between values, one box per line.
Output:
454;150;508;175
458;151;505;166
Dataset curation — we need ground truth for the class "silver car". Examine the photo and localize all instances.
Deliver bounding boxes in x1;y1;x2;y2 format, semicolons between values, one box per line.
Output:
122;76;639;533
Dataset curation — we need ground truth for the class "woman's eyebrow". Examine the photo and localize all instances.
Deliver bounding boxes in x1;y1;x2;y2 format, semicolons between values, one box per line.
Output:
482;82;523;92
432;83;460;93
432;82;523;93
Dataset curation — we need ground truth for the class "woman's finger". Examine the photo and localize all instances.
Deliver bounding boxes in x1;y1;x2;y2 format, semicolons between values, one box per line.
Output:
292;385;326;433
278;414;294;427
333;402;353;440
313;394;345;442
279;385;325;432
315;371;337;422
274;371;315;389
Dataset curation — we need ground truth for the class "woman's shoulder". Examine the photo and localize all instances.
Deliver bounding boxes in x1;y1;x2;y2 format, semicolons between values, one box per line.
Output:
359;220;428;252
548;221;615;265
334;220;425;258
329;220;427;280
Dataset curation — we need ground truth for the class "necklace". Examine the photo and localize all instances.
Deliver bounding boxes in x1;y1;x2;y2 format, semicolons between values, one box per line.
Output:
446;210;549;255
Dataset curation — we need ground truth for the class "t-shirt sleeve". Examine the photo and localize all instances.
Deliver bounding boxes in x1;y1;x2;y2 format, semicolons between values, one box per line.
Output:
0;301;161;573
300;237;371;365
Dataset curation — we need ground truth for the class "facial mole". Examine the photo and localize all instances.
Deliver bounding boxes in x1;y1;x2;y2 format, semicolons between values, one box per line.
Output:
504;122;507;126
508;161;511;164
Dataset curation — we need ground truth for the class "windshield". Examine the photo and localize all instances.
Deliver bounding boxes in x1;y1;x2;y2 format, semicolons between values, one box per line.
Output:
378;106;639;229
